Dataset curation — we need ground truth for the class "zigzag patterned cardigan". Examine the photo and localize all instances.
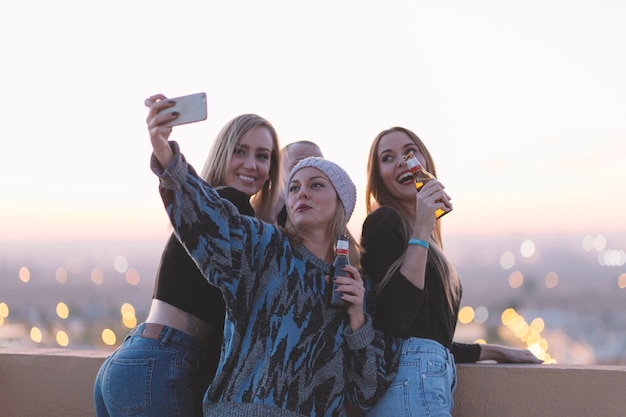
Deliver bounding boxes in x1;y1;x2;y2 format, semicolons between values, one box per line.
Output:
151;141;396;417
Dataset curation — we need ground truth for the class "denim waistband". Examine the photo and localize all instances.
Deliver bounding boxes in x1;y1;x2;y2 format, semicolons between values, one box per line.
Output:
129;322;207;352
399;337;452;359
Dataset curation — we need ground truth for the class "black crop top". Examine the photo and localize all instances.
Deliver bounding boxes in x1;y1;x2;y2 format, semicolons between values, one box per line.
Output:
152;187;254;326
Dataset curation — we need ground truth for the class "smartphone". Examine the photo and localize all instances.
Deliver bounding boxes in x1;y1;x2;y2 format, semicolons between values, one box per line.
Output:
160;92;208;127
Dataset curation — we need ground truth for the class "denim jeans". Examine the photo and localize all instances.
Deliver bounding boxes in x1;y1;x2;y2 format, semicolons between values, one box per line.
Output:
364;337;457;417
93;323;209;417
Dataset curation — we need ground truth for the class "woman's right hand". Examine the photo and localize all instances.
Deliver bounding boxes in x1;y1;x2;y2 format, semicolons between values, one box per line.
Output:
144;94;178;168
412;180;451;235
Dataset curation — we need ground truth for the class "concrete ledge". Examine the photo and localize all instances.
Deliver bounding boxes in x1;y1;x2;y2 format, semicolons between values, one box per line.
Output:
1;348;626;417
0;348;108;417
454;363;626;417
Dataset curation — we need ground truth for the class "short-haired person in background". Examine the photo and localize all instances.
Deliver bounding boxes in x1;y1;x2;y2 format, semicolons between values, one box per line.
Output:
360;127;542;417
93;109;281;417
143;93;395;416
273;140;324;227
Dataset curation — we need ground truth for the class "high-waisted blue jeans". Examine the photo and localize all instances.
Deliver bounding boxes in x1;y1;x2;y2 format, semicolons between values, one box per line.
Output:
93;323;209;417
364;337;457;417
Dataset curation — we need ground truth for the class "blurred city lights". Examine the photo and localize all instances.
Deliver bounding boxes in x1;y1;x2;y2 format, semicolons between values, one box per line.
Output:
500;252;515;269
545;271;559;289
30;327;43;343
508;271;524;288
474;306;489;324
125;268;141;286
91;267;105;285
520;240;535;258
619;273;626;289
0;302;8;318
114;255;129;273
55;267;68;284
500;308;556;364
56;330;69;347
56;302;69;319
458;306;474;324
18;266;30;283
598;250;626;267
102;328;117;346
121;303;137;329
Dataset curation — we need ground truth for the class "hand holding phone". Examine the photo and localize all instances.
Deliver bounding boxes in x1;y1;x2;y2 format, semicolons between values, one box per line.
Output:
159;92;207;127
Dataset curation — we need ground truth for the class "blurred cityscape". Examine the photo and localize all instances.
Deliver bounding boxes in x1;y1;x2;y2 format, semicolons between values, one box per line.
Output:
1;232;625;365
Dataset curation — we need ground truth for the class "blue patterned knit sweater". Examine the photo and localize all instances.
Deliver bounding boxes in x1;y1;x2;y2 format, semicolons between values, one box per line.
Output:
151;142;395;417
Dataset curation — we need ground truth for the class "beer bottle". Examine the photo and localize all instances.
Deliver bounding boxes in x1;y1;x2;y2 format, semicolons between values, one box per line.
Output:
327;233;353;309
404;151;451;219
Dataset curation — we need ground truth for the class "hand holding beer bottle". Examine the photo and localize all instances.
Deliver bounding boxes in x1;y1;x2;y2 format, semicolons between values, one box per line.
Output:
404;151;452;219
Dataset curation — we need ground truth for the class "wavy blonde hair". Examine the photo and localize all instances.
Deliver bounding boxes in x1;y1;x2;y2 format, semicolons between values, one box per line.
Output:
200;114;281;222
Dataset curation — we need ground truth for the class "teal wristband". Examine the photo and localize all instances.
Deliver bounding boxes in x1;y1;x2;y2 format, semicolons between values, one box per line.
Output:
407;238;429;249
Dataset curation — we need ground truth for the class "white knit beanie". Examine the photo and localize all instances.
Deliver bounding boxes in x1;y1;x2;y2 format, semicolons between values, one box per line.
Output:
285;157;357;221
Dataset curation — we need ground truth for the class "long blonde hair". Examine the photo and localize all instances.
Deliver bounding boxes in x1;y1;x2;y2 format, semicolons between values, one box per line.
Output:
365;126;460;311
200;114;281;222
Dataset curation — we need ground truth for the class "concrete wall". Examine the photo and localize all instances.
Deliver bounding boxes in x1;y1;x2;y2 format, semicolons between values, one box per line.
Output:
1;348;626;417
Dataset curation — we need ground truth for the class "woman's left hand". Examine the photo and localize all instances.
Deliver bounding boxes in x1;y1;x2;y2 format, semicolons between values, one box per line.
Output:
479;344;543;364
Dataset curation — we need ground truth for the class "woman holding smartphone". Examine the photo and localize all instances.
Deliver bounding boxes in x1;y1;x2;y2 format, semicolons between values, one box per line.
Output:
139;93;395;416
93;105;281;417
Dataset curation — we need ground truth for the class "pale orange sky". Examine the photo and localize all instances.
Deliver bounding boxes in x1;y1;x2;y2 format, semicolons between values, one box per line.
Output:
1;1;625;242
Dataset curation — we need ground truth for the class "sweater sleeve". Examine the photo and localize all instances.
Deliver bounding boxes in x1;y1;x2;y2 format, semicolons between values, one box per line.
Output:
150;141;268;315
343;314;399;411
451;341;482;363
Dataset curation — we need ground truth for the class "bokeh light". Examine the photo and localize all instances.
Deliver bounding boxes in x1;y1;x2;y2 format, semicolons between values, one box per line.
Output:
91;267;105;285
121;303;137;329
597;250;626;267
102;328;117;346
593;235;607;251
545;271;559;289
500;252;515;269
619;273;626;289
583;234;608;252
508;270;524;288
56;330;69;347
30;327;43;343
55;267;68;284
520;240;535;258
500;308;556;364
0;302;9;318
458;306;474;324
56;302;69;319
531;318;545;333
19;266;30;283
125;268;141;286
474;306;489;324
114;256;129;273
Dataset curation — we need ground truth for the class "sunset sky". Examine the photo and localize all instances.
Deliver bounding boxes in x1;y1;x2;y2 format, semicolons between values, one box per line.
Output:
1;0;625;242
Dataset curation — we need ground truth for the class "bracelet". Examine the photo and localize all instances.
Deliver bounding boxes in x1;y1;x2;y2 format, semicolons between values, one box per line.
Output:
407;238;429;249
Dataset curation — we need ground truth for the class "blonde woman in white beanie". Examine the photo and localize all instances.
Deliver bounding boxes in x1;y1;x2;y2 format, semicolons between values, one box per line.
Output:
143;93;395;417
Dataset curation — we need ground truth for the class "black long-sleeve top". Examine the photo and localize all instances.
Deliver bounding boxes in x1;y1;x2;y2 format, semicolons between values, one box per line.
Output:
360;206;480;363
152;187;254;379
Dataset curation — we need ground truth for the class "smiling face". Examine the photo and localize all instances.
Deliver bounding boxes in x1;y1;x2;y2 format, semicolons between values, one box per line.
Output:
376;130;428;206
224;126;273;196
286;166;338;230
